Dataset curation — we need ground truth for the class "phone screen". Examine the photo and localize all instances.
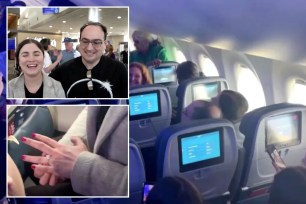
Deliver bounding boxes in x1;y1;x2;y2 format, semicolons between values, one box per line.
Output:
267;146;286;170
142;183;154;203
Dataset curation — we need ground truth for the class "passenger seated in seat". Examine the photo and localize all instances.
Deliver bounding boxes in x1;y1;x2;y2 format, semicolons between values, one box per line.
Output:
176;61;202;85
181;100;221;123
129;62;153;86
130;30;169;66
146;176;203;204
213;90;248;148
172;61;202;124
269;166;306;204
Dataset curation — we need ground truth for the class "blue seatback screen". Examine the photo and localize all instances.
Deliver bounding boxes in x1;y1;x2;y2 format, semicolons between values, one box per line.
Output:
178;127;224;172
8;38;16;50
153;66;177;84
129;90;161;121
181;131;221;165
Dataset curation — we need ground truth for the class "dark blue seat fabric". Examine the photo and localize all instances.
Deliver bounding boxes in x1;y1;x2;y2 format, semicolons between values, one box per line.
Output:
155;118;238;200
129;84;172;148
236;103;306;202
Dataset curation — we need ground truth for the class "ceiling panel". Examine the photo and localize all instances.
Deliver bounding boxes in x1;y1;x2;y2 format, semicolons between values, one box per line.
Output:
8;7;128;37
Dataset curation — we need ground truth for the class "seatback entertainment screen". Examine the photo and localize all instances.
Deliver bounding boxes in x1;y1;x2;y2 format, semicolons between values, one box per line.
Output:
178;127;224;172
129;90;161;121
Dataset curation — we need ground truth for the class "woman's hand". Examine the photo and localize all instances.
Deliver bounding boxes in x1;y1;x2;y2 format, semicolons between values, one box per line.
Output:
22;133;88;179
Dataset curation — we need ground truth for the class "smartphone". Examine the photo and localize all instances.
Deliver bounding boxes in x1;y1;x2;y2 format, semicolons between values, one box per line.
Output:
267;146;286;170
142;182;154;203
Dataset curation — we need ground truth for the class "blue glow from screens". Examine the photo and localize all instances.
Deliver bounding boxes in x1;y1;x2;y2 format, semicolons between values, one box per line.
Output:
8;38;15;50
181;131;221;165
153;66;177;83
192;82;219;101
143;184;154;202
129;92;159;116
42;8;59;14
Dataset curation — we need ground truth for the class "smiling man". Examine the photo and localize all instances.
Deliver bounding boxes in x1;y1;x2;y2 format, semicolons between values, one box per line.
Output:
49;22;128;98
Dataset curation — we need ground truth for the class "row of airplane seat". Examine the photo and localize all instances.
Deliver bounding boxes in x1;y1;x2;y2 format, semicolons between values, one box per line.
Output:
128;84;306;203
128;73;229;148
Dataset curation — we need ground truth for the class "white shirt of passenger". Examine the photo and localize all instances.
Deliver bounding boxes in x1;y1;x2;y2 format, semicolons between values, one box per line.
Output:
74;50;81;58
43;51;52;74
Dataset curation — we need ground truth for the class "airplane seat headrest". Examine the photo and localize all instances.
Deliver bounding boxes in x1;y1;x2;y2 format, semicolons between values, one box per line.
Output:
239;102;306;189
129;84;172;148
155;118;238;200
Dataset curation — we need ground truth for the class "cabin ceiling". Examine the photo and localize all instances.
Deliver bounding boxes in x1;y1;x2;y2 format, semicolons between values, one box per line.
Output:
7;0;306;65
100;0;306;65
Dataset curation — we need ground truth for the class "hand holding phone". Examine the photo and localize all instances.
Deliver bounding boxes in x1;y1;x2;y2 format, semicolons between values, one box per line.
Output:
267;146;286;172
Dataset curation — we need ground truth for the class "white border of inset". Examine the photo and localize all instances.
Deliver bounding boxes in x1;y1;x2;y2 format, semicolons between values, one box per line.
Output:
6;6;129;100
6;104;129;198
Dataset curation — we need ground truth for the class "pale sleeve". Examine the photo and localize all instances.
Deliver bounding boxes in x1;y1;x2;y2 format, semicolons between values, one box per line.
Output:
71;152;128;196
58;107;88;146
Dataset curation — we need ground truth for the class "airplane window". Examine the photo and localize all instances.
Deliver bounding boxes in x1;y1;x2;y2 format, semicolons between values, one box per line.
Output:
198;54;219;76
288;80;306;105
236;64;266;112
173;47;186;63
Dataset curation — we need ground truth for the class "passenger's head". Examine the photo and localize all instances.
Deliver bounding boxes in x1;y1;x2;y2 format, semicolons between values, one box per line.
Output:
63;37;74;52
79;22;107;66
132;30;153;54
216;90;248;122
40;38;51;51
269;166;306;204
146;176;203;204
107;44;114;53
15;39;44;77
129;62;152;86
182;100;221;123
176;61;200;84
65;42;73;52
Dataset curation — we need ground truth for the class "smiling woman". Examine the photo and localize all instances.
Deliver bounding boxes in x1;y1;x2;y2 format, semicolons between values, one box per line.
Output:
8;39;66;98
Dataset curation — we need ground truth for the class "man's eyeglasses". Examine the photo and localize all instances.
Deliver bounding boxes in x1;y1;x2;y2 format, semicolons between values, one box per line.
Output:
87;70;93;90
80;38;103;49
